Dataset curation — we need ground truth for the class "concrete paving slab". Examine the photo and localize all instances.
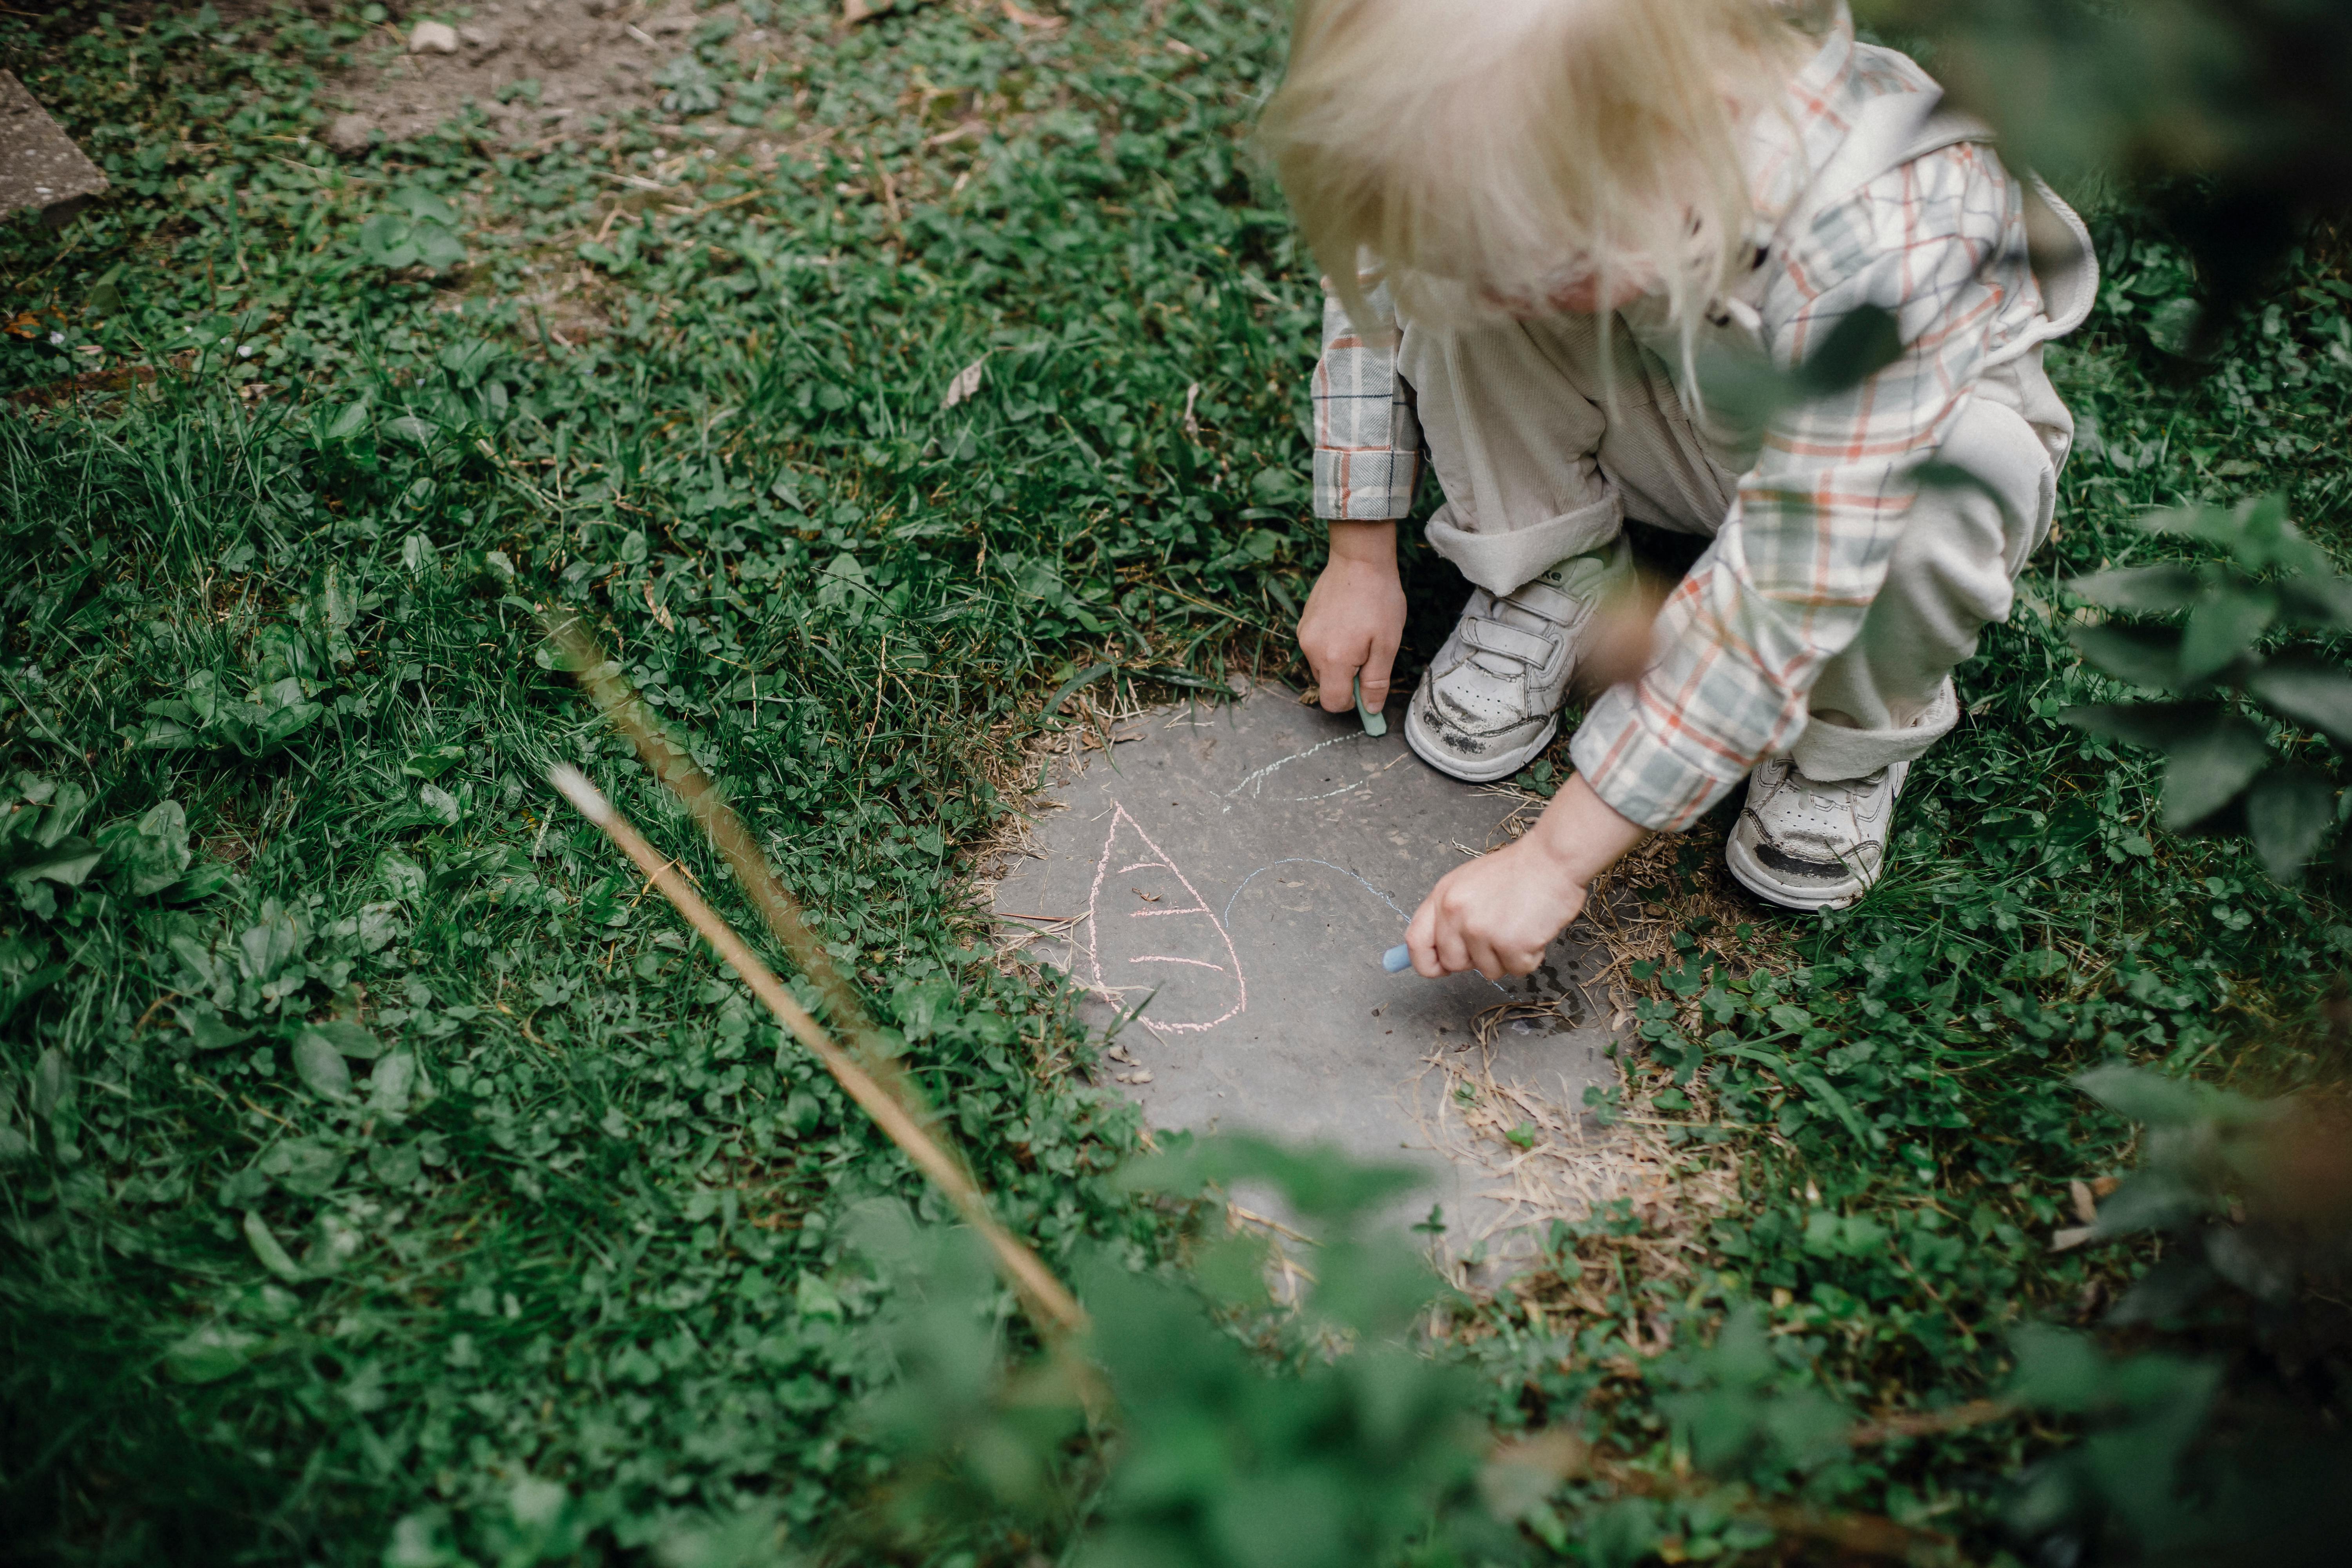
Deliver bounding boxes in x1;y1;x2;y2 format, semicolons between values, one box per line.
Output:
992;684;1624;1270
1;71;107;229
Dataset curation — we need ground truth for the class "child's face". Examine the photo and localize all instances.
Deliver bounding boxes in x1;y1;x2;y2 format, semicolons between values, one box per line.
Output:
1485;263;1653;320
1535;270;1652;316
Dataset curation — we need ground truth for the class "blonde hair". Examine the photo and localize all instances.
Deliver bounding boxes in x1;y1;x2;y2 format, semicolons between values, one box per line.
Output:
1262;0;1814;336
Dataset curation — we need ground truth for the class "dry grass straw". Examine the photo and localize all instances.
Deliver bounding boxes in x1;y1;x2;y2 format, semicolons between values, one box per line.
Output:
961;653;1166;938
1419;809;1788;1328
543;615;1089;1342
1412;1036;1740;1320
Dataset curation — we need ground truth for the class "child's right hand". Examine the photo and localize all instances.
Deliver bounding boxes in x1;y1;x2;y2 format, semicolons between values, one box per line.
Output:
1405;773;1648;979
1298;521;1408;714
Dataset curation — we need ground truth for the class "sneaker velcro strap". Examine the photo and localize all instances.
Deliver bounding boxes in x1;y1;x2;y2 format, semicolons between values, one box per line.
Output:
1510;580;1588;620
1458;618;1556;667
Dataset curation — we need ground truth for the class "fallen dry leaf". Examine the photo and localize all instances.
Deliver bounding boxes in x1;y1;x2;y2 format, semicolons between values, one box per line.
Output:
9;363;157;407
942;356;986;409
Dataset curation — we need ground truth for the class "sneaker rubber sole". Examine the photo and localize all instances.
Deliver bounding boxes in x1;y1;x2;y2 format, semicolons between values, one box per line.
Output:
1722;833;1866;912
1403;703;1557;784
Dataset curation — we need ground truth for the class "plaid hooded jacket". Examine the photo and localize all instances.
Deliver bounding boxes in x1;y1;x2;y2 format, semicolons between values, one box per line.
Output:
1309;6;2090;830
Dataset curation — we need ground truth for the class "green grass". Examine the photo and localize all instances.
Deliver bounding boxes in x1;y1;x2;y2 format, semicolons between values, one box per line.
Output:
2;3;2347;1564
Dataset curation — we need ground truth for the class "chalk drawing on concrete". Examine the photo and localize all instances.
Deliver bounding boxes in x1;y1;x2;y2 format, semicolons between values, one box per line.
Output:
1220;731;1376;812
1083;801;1245;1036
1221;857;1409;930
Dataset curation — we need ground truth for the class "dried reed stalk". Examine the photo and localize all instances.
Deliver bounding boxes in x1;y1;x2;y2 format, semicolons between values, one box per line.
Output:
543;619;1086;1339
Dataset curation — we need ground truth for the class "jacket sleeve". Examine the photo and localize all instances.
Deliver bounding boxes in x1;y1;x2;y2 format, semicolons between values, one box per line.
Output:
1570;145;2032;829
1310;284;1423;521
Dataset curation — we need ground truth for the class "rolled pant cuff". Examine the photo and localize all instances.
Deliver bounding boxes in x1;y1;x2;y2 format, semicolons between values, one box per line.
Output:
1423;490;1623;595
1789;678;1958;781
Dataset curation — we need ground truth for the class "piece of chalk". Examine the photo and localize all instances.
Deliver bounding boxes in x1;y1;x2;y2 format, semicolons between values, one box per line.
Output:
1382;943;1412;974
1354;675;1388;738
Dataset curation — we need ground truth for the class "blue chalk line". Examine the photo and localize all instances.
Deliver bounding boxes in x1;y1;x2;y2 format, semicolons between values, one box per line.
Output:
1216;859;1499;991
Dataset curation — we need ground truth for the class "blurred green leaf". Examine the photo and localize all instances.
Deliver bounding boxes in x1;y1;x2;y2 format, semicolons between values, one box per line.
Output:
2005;1324;2107;1413
1795;305;1905;397
2244;657;2352;745
2245;764;2334;881
1761;1388;1852;1470
2160;713;2271;827
182;1009;256;1052
2177;586;2276;680
1116;1133;1425;1226
2067;563;2202;613
296;1019;385;1061
391;186;458;226
1698;304;1903;429
2275;569;2352;628
2145;298;2200;356
413;223;467;272
2071;623;2188;689
163;1322;268;1385
358;212;417;269
401;744;468;780
2059;699;2221;751
291;1030;355;1101
242;1210;305;1281
2074;1062;2251;1129
652;1501;794;1568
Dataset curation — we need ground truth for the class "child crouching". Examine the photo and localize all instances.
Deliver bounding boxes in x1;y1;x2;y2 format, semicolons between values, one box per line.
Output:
1264;0;2093;976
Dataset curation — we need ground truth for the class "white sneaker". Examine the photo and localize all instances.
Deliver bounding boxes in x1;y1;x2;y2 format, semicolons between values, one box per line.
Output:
1724;757;1909;911
1405;539;1633;784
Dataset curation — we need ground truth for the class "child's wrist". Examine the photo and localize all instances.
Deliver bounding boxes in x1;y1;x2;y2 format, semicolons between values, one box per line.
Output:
1324;519;1397;569
1516;821;1597;894
1523;774;1646;890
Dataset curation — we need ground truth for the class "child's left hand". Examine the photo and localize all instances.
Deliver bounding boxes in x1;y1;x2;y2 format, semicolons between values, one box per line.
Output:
1405;773;1648;978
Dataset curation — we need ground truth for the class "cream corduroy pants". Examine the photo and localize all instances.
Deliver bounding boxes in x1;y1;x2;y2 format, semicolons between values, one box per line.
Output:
1393;315;2072;782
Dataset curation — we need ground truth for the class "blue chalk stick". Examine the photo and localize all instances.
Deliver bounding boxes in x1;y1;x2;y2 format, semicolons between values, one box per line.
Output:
1382;943;1412;974
1354;675;1388;738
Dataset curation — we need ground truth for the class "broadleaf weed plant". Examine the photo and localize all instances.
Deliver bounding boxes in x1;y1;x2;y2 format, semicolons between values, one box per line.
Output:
1998;1063;2351;1564
2062;494;2352;882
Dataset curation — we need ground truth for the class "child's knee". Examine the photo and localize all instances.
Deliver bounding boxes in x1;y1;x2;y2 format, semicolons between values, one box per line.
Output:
1917;393;2058;595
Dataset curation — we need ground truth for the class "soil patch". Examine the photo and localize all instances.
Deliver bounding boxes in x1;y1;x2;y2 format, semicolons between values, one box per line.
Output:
326;1;764;151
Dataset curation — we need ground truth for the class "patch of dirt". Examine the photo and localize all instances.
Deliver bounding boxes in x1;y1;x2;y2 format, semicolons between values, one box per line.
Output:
327;0;765;151
1384;804;1788;1305
1418;1040;1742;1311
38;0;317;30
